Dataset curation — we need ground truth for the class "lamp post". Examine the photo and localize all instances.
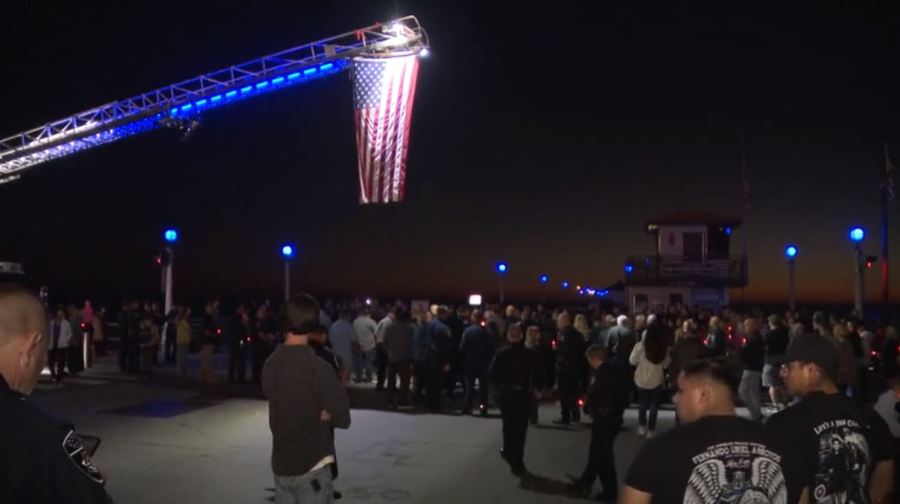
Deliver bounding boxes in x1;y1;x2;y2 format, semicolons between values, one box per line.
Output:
162;229;178;317
158;228;178;366
282;244;295;303
496;262;508;306
850;227;865;315
785;245;798;312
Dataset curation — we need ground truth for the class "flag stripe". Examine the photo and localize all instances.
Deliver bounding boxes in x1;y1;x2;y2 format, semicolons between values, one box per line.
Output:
396;59;419;200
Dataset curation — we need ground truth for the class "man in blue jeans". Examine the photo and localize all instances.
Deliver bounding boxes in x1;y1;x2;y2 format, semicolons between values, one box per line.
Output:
263;294;351;503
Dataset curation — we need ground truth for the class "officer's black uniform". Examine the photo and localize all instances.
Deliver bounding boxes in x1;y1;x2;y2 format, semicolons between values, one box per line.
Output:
570;360;626;500
228;315;250;384
556;326;588;423
489;340;536;475
0;374;111;503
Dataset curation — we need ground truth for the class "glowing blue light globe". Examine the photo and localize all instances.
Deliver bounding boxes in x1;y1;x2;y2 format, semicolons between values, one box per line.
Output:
785;245;798;259
496;262;508;274
281;245;295;258
163;229;178;243
849;227;865;243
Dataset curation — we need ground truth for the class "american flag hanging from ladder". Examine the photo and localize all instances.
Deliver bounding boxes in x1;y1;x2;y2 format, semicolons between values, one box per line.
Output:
351;54;420;204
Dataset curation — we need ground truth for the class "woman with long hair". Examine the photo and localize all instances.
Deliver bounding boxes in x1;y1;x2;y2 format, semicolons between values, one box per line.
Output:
574;313;591;341
629;315;670;437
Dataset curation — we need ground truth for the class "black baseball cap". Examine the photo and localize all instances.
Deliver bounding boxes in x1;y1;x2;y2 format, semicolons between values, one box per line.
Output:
782;333;839;382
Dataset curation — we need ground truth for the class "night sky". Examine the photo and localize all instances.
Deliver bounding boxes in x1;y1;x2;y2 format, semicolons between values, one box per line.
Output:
1;1;898;305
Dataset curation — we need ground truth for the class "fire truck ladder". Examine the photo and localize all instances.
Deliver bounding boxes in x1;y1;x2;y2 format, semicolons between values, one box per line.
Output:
0;16;429;185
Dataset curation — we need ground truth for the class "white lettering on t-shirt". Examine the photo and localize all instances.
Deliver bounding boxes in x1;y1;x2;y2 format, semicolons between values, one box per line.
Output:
685;442;786;504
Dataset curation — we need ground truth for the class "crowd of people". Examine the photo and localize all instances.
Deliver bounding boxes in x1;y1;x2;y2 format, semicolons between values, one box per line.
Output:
44;300;105;383
14;289;900;503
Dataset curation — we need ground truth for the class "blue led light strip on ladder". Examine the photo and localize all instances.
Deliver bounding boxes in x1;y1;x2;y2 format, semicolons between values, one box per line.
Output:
0;15;429;183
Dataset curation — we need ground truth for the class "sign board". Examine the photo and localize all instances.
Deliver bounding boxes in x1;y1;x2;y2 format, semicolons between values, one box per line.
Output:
0;262;25;275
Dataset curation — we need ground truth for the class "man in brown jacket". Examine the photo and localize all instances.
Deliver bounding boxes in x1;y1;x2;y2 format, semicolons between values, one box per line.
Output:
262;294;351;504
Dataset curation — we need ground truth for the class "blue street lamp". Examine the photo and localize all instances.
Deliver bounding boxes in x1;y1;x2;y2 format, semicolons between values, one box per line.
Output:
282;244;295;302
848;227;866;314
785;245;798;311
539;274;549;284
785;245;798;259
561;280;570;289
624;263;634;274
163;228;178;243
495;261;508;305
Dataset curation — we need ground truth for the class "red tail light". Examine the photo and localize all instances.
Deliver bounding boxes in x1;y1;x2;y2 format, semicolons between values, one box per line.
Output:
871;350;877;357
216;329;222;335
577;398;585;407
740;337;747;347
551;339;557;350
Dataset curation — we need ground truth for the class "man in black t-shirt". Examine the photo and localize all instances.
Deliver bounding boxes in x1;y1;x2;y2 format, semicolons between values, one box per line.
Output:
766;333;894;503
621;357;788;504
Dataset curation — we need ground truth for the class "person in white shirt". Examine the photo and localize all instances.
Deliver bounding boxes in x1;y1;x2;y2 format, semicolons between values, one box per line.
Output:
629;315;670;437
374;308;396;390
352;309;378;383
48;309;72;383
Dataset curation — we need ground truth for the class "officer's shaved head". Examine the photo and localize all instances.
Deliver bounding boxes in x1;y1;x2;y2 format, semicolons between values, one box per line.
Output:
0;284;46;345
0;284;47;395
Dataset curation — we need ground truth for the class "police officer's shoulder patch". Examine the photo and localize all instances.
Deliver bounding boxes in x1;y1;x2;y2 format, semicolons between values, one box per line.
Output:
62;430;105;485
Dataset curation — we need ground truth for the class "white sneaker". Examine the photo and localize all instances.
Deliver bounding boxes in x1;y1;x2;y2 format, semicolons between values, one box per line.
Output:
646;430;655;439
637;426;647;437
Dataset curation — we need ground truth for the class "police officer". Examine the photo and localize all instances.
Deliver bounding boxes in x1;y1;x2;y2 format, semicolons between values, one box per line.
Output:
489;322;536;476
554;311;588;425
0;284;112;503
567;345;626;501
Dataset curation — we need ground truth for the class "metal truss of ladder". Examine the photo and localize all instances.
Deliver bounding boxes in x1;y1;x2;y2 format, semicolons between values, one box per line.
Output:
0;16;429;184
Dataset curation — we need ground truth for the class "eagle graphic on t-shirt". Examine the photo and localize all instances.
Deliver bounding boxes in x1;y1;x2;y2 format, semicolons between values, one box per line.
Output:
684;454;787;503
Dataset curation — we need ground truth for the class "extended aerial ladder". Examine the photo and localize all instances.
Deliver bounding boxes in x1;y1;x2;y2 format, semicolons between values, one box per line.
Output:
0;16;429;185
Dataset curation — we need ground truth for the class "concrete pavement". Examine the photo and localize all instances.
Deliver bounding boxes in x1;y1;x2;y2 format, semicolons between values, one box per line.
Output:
31;355;688;503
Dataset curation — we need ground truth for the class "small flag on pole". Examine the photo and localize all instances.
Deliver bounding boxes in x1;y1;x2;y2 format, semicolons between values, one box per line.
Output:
351;54;420;204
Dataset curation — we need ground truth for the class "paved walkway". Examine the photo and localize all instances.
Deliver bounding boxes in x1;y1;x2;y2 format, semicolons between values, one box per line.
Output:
31;353;755;503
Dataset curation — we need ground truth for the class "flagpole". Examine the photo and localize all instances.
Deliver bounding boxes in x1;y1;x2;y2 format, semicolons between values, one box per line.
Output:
740;131;749;305
882;142;893;321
